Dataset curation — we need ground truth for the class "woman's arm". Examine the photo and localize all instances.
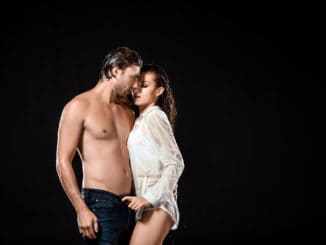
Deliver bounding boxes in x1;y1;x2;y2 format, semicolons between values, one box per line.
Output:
141;109;185;207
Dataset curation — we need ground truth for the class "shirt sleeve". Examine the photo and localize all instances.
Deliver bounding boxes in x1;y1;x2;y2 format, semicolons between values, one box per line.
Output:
142;109;184;207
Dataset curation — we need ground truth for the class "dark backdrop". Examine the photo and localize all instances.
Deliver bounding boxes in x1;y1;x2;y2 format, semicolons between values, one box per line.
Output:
1;1;324;244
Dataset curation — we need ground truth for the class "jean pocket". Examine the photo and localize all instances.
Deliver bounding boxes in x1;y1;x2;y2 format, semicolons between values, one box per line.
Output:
87;199;118;220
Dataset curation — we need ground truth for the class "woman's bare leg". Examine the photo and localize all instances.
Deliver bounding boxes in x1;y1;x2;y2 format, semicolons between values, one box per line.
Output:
129;209;174;245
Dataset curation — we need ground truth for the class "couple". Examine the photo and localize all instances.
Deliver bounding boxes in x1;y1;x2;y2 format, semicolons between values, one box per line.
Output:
56;47;184;245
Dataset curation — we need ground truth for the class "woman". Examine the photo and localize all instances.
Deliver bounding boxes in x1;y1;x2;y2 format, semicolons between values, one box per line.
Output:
122;64;184;245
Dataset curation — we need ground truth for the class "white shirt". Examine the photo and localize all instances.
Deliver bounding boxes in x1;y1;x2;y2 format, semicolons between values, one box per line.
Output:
127;105;184;230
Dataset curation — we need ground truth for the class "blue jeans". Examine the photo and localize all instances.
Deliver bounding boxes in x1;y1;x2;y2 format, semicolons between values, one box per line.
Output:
81;188;135;245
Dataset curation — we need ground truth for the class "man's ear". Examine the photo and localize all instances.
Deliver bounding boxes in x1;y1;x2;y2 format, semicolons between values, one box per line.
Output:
156;86;165;97
110;66;120;78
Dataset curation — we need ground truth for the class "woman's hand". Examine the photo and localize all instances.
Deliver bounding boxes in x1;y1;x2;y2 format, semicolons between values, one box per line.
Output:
121;196;152;211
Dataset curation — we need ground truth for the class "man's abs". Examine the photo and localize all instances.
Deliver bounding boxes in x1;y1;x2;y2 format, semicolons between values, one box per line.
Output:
82;157;132;196
79;137;133;196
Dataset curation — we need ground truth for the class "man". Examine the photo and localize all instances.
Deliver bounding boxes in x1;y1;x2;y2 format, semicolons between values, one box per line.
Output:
56;47;142;244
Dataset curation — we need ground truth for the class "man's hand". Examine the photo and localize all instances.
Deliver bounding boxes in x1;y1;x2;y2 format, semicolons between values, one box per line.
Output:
122;196;152;211
77;207;98;239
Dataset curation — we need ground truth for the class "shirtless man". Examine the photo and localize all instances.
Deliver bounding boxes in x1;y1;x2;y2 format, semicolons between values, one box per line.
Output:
56;47;142;245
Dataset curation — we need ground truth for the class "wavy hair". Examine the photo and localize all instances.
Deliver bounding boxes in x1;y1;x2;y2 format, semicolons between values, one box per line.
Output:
100;47;142;106
141;64;177;131
100;47;143;80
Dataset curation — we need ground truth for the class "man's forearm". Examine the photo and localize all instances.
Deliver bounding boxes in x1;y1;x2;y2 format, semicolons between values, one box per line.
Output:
56;162;88;212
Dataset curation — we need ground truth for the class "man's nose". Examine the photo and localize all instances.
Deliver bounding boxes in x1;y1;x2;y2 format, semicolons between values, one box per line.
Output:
131;83;140;97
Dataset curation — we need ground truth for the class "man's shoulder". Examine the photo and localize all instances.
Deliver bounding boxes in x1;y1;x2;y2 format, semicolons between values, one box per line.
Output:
63;92;91;114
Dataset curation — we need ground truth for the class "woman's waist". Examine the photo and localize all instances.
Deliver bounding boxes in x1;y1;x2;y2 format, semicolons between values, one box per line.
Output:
134;175;160;185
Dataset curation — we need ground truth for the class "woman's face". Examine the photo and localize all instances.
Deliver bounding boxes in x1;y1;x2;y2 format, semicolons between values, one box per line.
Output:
132;71;162;110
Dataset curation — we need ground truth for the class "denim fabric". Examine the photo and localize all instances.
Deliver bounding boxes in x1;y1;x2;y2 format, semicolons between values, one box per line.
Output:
81;188;135;245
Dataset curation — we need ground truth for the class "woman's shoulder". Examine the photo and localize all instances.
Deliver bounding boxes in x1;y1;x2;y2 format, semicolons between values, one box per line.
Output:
144;106;172;131
145;106;168;121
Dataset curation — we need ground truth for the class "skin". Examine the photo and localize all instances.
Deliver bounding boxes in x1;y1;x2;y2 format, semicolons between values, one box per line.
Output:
122;71;173;245
56;65;140;239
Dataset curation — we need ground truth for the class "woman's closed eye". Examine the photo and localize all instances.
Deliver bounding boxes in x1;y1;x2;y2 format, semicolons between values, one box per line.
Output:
141;81;148;88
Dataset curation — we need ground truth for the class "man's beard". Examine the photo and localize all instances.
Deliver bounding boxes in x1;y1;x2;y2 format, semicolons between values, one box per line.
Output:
114;88;132;106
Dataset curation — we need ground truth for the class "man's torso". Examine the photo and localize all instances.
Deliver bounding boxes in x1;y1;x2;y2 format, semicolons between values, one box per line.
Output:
76;91;134;195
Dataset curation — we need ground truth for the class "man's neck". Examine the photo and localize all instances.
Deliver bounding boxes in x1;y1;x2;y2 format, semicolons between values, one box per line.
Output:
95;78;116;104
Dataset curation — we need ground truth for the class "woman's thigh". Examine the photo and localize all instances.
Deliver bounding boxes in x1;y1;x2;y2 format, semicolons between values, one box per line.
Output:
130;209;174;245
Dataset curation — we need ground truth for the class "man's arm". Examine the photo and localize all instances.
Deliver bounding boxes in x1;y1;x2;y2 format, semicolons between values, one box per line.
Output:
56;99;86;211
56;98;98;239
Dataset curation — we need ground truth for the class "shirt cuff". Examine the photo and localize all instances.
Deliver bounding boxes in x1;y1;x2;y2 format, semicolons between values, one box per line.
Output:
143;192;160;208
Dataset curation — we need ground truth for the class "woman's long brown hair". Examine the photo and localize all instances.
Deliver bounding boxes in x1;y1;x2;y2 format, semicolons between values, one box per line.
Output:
140;64;177;131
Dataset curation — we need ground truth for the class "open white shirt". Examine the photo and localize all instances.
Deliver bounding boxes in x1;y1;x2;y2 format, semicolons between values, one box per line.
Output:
127;105;184;230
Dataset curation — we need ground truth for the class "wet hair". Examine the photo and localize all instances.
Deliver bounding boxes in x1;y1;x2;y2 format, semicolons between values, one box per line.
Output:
141;64;177;131
100;47;143;80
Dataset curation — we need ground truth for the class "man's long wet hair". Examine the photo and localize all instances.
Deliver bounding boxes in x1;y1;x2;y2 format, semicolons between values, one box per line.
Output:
141;64;177;131
100;47;142;106
100;47;143;80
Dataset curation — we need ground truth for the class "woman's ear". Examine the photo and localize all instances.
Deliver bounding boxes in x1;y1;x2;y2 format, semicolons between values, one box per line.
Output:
156;86;165;97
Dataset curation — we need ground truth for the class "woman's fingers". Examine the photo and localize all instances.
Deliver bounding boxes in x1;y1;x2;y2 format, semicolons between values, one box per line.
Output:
122;196;132;202
122;196;145;211
129;201;139;210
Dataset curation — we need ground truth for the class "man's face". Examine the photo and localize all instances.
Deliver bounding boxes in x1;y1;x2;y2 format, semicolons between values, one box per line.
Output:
114;65;140;97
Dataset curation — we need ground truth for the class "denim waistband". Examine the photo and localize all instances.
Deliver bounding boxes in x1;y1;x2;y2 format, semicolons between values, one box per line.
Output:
81;188;129;202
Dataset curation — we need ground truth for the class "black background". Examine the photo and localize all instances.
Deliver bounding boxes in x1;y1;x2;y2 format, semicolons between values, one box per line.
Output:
1;1;324;244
